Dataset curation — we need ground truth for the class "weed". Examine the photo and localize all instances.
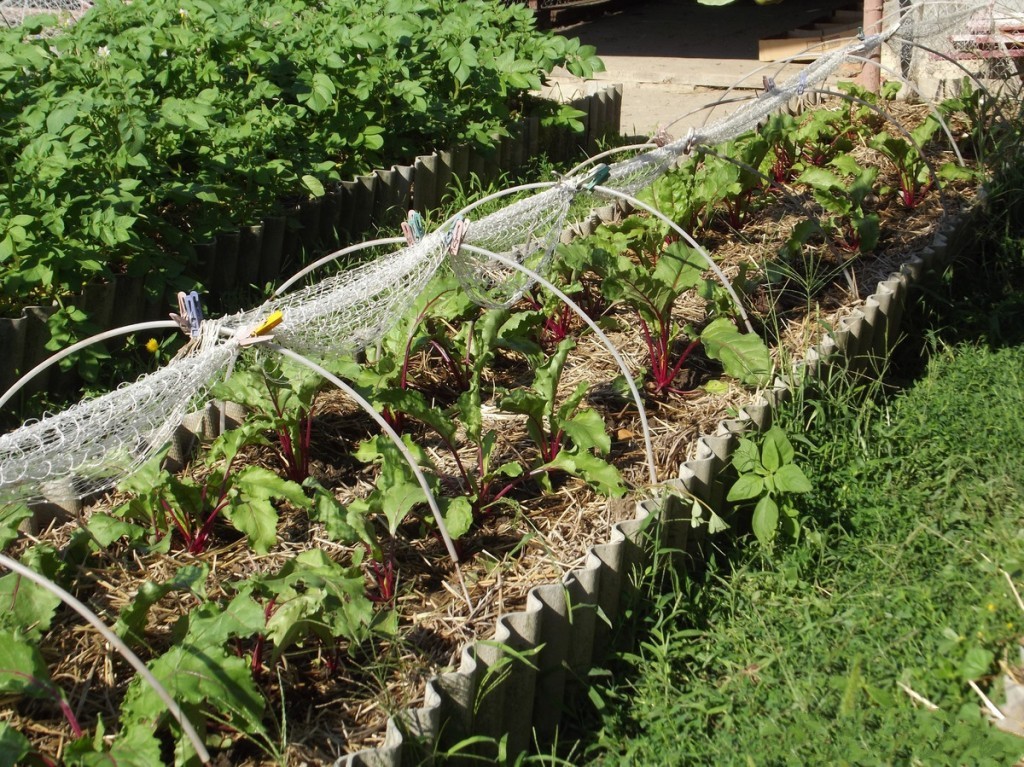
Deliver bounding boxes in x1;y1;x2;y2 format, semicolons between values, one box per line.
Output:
725;425;813;546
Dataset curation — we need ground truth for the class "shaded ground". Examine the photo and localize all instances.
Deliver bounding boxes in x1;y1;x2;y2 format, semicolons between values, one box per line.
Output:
547;0;862;137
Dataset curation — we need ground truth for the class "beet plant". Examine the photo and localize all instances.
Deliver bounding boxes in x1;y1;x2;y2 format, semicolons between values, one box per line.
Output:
0;637;85;762
761;106;857;180
498;338;626;496
699;136;770;229
211;359;324;483
340;275;479;429
526;240;614;346
348;309;530;539
602;240;769;396
600;241;704;396
237;549;387;666
114;429;351;555
870;125;938;209
797;155;881;254
350;305;625;546
635;165;713;240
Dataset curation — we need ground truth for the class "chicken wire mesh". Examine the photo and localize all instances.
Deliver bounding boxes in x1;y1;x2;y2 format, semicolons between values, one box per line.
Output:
2;1;1023;506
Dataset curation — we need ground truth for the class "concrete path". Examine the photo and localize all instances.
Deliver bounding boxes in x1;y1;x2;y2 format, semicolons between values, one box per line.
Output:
544;0;862;138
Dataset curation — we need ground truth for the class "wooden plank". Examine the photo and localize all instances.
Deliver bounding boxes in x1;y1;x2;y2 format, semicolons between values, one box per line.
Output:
758;35;852;62
812;22;860;37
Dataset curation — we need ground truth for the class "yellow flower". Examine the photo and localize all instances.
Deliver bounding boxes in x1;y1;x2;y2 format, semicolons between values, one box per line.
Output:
145;338;159;354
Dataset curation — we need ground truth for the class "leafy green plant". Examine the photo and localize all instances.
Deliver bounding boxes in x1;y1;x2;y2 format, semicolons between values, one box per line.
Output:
602;241;771;395
0;545;64;641
350;307;625;548
870;132;932;209
867;114;955;210
115;431;321;554
0;0;600;343
498;338;626;497
762;106;858;183
211;360;323;483
601;241;706;396
238;548;386;667
527;239;614;345
726;425;812;546
797;155;881;254
0;504;32;549
636;158;713;236
118;633;269;766
0;631;83;739
350;276;479;431
698;136;769;229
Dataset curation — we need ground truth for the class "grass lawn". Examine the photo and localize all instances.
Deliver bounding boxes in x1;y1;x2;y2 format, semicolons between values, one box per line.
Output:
548;195;1024;766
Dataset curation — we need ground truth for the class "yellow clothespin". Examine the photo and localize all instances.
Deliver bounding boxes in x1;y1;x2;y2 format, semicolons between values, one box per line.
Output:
236;310;283;346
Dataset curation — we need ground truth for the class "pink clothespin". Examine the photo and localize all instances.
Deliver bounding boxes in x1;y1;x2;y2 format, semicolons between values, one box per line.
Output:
401;210;426;246
652;127;673;148
443;215;469;256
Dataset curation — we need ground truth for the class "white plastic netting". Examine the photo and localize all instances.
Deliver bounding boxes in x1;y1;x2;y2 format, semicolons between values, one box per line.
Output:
0;0;90;27
3;1;1022;506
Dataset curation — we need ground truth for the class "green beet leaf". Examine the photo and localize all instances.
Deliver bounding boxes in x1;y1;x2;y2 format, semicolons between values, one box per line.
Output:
114;564;208;646
546;451;627;498
0;629;51;696
0;505;31;550
440;496;475;540
561;406;613;456
381;479;427;536
224;467;309;555
85;512;147;547
121;645;266;746
67;720;162;767
180;593;266;648
305;480;375;547
0;722;31;767
0;551;62;640
700;318;772;387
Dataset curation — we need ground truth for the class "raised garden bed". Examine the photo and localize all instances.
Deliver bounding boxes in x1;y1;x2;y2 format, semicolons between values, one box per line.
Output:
0;21;1016;765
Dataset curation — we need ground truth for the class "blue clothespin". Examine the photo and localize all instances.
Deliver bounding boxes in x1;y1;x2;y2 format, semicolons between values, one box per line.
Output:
442;214;469;256
578;163;610;192
171;291;203;339
797;71;808;96
762;75;777;93
401;210;426;246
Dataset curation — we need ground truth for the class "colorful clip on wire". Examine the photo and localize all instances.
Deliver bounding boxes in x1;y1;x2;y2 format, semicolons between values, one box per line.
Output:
401;210;426;246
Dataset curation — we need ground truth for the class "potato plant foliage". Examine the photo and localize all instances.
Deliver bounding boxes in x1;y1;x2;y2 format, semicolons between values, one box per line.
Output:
0;0;600;332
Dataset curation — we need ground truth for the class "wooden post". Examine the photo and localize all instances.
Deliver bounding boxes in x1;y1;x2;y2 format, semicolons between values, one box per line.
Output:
859;0;884;93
